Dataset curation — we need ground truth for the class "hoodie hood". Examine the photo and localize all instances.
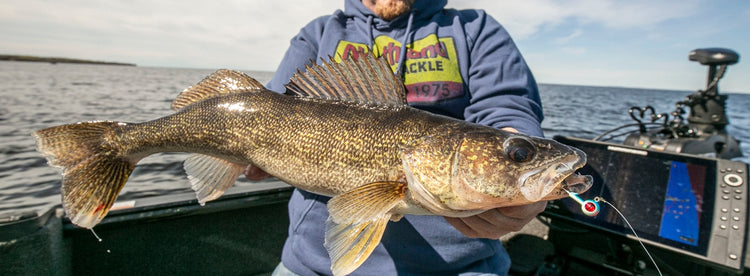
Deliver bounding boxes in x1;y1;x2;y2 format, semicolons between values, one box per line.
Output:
267;0;544;136
344;0;447;27
342;0;448;75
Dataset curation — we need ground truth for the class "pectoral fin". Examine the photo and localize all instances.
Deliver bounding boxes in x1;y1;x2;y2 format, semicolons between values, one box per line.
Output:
184;154;245;205
325;181;407;276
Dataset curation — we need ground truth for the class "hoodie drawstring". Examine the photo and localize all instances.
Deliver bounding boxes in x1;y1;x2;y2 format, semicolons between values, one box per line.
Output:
365;15;374;49
395;10;415;76
363;10;414;77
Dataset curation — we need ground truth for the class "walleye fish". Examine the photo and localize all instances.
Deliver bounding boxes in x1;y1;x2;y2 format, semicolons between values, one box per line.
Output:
34;54;592;275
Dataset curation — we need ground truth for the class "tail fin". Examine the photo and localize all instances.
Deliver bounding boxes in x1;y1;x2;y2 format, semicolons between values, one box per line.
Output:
33;121;134;228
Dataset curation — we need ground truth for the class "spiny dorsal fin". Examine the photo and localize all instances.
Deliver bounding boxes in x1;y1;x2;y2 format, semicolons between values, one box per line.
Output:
171;69;265;111
285;54;408;107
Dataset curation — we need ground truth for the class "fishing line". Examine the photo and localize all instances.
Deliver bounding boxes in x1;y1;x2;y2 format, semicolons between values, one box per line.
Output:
90;228;102;242
564;189;662;276
594;196;662;276
90;228;112;253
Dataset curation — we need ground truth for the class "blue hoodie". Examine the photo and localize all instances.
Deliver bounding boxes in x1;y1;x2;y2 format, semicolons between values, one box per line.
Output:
267;0;543;275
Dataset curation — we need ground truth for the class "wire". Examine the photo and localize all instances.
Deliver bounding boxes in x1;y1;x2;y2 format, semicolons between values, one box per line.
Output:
593;123;663;141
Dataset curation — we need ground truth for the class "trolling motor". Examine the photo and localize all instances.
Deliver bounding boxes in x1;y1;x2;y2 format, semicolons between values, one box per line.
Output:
620;48;742;159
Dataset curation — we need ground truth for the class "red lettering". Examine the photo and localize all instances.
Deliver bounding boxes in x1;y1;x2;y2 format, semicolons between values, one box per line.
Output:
342;45;369;60
420;45;435;59
380;42;400;66
407;47;420;59
435;41;448;58
404;41;449;60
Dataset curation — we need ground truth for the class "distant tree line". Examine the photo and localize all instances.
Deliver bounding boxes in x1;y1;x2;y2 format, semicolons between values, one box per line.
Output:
0;55;136;66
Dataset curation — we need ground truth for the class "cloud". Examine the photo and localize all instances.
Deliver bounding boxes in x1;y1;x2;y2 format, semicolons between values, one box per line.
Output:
1;0;746;92
1;0;704;69
553;29;584;45
0;0;344;70
449;0;700;39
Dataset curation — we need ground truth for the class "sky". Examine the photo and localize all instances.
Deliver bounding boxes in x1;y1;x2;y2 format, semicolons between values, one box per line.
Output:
1;0;748;93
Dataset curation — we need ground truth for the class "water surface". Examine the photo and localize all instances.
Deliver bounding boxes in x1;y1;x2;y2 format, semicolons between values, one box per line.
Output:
1;61;747;217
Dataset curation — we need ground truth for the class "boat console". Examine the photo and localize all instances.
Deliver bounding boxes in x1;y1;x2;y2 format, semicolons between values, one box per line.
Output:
545;136;748;274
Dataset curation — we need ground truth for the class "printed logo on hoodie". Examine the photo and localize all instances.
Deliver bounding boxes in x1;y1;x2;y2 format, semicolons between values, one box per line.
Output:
334;34;464;104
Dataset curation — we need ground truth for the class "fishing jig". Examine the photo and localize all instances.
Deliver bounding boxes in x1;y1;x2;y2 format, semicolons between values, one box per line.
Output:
564;190;600;216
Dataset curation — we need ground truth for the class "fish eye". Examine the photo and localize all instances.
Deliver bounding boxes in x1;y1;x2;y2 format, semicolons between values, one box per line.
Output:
504;137;536;163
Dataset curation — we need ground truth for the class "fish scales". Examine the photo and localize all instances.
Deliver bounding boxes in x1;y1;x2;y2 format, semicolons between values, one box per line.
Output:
118;90;463;196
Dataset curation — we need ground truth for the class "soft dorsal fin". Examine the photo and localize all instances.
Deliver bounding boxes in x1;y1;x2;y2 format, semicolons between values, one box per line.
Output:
171;69;265;111
285;54;408;107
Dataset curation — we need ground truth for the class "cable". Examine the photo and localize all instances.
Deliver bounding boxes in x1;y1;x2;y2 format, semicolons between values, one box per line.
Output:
593;123;663;141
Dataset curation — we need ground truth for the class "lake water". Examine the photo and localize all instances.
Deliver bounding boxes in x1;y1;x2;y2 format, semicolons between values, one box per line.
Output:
1;61;748;217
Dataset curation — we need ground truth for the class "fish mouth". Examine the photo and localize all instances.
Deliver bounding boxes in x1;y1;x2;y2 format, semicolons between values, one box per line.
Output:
520;148;592;201
558;147;593;194
561;171;593;192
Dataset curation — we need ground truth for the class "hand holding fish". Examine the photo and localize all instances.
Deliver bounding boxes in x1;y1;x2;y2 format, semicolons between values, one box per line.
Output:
445;201;547;239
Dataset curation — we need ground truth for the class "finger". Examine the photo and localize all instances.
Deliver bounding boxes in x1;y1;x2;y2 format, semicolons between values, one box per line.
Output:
469;213;510;239
476;209;526;234
496;201;547;219
444;217;481;238
444;202;548;240
501;127;519;133
475;203;547;234
448;214;508;239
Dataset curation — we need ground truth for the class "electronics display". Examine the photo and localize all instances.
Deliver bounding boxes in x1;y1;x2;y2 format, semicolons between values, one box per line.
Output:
546;136;749;272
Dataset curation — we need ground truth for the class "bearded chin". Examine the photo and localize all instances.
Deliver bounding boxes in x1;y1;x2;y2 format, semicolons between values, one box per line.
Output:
374;1;413;21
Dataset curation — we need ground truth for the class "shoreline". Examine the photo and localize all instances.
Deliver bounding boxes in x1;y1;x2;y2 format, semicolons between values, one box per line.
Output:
0;55;136;66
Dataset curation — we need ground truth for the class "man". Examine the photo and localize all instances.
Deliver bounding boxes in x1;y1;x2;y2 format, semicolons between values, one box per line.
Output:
247;0;546;274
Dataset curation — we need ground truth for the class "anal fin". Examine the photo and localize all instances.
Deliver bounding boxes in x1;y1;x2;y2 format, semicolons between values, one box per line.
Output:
184;154;245;205
324;181;406;275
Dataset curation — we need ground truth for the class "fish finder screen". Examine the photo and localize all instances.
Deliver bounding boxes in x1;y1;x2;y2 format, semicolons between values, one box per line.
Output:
551;138;716;256
659;161;705;246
